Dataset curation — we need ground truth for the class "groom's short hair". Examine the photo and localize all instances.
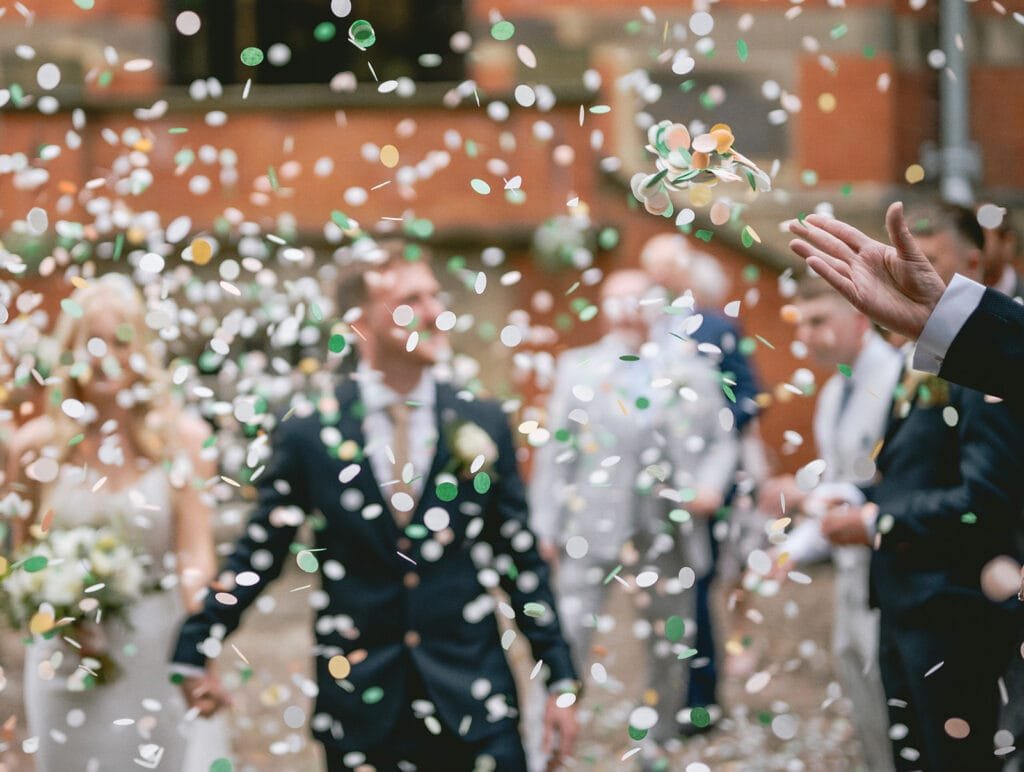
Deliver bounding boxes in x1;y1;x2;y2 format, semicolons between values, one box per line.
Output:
335;239;433;313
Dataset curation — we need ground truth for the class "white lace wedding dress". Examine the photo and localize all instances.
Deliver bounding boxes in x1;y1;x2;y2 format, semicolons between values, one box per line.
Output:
22;463;230;771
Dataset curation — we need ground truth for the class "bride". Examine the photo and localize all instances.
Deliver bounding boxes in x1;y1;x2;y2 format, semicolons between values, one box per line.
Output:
6;274;230;770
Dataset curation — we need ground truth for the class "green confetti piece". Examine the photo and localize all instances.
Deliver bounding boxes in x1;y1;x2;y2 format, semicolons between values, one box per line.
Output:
741;226;755;249
801;169;819;186
691;707;711;728
737;38;749;62
757;710;774;726
23;555;48;573
506;562;518;581
677;647;698;660
743;264;761;283
113;231;124;261
695;229;714;243
589;104;611;114
407;218;434;239
961;512;977;524
209;760;233;772
863;45;876;59
68;433;85;447
296;550;319;573
436;481;458;502
669;509;691;524
169;672;185;685
309;303;323;322
841;183;854;196
168;127;188;134
578;305;599;322
328;334;347;353
473;472;491;494
755;334;776;350
628;725;648;741
349;20;376;48
314;21;336;42
405;523;428;539
268;166;279;191
830;23;849;39
838;363;853;378
362;686;384;704
491;20;515;41
464;139;478;158
202;435;217;448
602;564;623;585
331;210;351;230
619;354;640;362
470;178;491;195
722;382;737;403
60;299;83;318
116;323;134;343
74;0;95;7
635;396;650;410
554;428;572;443
665;615;685;642
240;47;264;66
598;227;619;250
523;602;545;618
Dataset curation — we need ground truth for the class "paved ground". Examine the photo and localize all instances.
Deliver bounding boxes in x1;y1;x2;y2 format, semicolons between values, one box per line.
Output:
0;561;863;771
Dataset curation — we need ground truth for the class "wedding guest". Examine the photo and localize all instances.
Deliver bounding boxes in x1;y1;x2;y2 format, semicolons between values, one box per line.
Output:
531;268;737;768
810;206;1024;770
788;202;1024;403
978;205;1023;300
760;276;901;771
641;235;766;723
171;241;579;771
5;273;228;770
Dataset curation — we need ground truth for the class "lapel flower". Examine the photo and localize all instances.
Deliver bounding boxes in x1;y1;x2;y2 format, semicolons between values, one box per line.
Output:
892;370;950;419
449;421;498;476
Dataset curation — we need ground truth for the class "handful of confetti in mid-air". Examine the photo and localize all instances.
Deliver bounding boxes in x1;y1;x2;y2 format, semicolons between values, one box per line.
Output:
631;120;772;219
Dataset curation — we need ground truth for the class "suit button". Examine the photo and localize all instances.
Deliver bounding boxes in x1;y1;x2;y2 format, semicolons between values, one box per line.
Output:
403;573;420;589
404;630;421;648
397;537;412;552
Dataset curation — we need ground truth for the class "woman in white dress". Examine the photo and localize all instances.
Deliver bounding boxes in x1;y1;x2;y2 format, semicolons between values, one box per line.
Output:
6;274;230;770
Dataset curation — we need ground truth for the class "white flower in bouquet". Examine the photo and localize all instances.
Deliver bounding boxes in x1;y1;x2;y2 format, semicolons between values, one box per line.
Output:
451;422;499;473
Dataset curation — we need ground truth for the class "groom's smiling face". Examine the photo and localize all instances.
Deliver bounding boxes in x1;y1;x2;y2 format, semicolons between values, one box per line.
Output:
363;260;449;365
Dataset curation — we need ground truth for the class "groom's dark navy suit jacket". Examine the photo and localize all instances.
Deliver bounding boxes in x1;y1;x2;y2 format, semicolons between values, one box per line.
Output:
867;379;1024;623
172;379;577;752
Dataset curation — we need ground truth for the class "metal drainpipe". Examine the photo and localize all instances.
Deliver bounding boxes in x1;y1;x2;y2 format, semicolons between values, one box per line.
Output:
939;0;976;205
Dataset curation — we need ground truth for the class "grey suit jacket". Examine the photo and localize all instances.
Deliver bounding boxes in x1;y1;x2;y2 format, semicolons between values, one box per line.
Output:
530;334;738;571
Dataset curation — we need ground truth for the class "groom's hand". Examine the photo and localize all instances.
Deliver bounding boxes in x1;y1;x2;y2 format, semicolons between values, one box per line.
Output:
180;665;231;717
542;693;578;769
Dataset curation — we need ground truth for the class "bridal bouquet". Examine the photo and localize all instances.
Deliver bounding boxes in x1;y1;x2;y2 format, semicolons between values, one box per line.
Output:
631;120;772;217
1;526;148;687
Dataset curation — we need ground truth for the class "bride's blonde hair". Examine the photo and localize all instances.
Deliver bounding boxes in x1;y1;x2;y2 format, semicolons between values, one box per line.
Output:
46;274;180;462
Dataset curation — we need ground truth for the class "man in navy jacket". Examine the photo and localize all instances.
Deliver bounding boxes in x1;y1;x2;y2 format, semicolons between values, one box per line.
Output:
170;241;579;770
810;205;1024;769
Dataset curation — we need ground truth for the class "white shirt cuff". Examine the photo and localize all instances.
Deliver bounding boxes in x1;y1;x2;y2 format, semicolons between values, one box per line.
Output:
912;274;986;374
169;663;207;680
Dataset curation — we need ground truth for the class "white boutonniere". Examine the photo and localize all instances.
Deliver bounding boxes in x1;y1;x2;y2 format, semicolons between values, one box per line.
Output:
450;421;499;476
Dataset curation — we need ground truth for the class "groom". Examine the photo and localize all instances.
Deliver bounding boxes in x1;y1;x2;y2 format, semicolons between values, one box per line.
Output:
170;240;579;770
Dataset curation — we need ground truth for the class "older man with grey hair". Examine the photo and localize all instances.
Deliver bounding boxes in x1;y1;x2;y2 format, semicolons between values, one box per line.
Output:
531;268;738;767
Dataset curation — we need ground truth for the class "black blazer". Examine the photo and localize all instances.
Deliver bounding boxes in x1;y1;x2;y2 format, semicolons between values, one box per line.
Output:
172;379;577;752
941;288;1024;404
867;378;1024;625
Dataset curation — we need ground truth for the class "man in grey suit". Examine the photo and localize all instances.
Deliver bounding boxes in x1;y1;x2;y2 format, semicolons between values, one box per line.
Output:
760;277;902;772
530;269;738;764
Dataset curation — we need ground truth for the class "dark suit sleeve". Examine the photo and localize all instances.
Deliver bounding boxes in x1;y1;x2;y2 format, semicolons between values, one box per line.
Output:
484;407;578;686
876;389;1024;549
940;288;1024;403
171;421;310;668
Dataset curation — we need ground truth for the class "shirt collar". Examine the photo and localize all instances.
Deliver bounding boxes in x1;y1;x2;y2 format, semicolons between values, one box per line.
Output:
995;265;1018;297
355;361;436;413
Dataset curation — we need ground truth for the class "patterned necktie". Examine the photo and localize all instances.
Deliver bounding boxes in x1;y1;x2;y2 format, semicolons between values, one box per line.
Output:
387;402;417;528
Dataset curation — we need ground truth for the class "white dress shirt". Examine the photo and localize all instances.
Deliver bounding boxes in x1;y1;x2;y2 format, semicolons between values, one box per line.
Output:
783;332;903;564
356;362;438;499
912;273;986;375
